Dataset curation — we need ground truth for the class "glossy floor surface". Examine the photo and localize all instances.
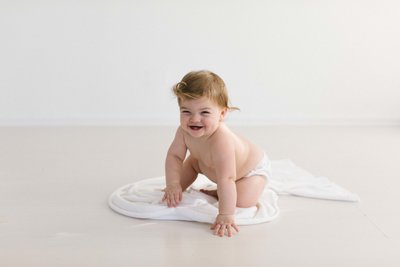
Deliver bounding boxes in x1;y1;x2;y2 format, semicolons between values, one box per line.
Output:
1;126;399;266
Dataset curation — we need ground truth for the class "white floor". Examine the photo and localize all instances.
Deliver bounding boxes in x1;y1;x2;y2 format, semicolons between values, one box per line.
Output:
1;126;399;266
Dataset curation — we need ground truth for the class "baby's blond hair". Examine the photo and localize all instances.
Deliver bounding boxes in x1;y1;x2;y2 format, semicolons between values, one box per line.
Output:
172;70;239;110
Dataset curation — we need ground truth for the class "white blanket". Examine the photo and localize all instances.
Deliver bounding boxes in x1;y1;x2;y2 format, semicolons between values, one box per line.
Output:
108;159;359;225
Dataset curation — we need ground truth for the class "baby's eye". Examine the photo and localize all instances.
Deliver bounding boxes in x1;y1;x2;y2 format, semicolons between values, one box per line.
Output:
181;110;191;114
201;111;210;115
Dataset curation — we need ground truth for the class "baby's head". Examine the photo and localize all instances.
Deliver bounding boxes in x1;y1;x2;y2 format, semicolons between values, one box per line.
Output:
172;70;238;111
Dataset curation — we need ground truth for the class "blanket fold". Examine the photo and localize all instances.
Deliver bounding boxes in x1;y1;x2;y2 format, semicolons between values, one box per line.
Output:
109;159;359;225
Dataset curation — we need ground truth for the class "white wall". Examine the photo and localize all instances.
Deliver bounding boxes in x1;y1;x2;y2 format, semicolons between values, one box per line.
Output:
1;0;399;126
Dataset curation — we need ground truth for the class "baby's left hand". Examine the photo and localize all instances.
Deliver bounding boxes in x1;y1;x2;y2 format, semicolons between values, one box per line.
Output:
211;214;240;237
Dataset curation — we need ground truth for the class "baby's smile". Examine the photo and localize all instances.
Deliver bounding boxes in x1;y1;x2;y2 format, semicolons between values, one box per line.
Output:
189;125;203;131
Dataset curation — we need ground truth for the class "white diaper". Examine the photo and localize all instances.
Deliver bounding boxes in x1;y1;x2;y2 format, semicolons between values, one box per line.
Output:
244;153;271;180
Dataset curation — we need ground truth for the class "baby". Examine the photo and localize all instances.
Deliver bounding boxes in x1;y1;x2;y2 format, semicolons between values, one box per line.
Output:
162;70;270;237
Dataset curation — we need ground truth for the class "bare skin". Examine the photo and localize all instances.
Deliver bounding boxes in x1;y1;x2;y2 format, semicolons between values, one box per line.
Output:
162;97;266;237
200;188;218;198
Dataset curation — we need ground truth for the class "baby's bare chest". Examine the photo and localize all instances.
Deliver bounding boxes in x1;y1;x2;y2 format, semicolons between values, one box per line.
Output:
185;141;214;172
187;144;213;167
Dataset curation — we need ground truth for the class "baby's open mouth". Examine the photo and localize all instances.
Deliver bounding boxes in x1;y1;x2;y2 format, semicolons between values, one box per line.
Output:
189;126;203;131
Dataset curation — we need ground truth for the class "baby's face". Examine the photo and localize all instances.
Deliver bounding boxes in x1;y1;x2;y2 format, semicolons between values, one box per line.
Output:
179;97;227;138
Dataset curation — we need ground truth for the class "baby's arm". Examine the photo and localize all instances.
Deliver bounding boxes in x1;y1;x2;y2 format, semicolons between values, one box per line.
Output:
162;127;187;207
210;136;239;237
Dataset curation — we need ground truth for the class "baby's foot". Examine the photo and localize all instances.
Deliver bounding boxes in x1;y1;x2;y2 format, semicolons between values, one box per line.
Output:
200;189;219;200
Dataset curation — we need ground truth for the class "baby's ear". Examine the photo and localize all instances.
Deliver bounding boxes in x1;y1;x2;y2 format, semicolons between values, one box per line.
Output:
219;107;229;121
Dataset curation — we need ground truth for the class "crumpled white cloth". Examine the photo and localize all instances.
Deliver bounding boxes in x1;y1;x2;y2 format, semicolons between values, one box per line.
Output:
108;159;359;225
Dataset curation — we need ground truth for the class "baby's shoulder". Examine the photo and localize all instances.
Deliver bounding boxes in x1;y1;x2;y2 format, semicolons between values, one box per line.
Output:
212;124;233;138
211;125;241;147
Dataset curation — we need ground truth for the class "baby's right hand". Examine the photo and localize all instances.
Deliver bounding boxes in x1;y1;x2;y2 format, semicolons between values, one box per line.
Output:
162;183;182;207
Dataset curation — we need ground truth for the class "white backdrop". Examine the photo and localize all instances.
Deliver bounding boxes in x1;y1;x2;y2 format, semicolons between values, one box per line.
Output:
1;0;399;126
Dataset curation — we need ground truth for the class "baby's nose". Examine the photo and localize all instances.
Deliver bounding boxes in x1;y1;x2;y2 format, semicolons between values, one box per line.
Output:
190;113;201;122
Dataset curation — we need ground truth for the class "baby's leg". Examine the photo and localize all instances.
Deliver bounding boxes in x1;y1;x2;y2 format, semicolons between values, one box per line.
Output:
201;176;266;207
200;188;218;198
235;175;266;208
180;155;199;191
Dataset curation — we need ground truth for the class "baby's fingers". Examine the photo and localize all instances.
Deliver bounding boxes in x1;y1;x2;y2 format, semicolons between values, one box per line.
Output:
212;223;227;237
211;223;239;237
174;192;182;205
218;225;227;237
165;192;182;207
162;193;171;206
169;193;179;207
162;194;173;207
232;223;240;233
226;224;239;237
215;225;223;237
227;225;233;237
211;223;221;233
168;195;177;207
